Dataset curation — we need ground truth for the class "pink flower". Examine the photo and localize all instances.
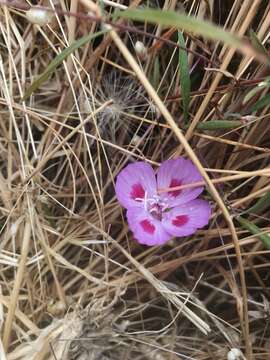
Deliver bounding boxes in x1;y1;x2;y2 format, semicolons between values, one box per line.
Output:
115;157;211;246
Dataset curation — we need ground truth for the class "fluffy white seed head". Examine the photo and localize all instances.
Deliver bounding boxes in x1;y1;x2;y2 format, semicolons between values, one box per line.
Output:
26;7;53;26
82;72;154;144
227;348;242;360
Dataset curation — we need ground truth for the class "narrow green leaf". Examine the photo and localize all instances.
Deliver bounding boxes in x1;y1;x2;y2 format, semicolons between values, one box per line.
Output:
250;93;270;112
243;86;263;105
114;9;270;63
178;31;190;124
187;120;243;131
245;191;270;215
152;56;160;90
243;76;270;105
99;0;105;15
23;30;107;100
237;216;270;250
249;30;270;59
115;9;258;56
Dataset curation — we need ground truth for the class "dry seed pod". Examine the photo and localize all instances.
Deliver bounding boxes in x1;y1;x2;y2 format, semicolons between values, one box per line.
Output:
227;348;243;360
135;41;148;61
26;6;53;26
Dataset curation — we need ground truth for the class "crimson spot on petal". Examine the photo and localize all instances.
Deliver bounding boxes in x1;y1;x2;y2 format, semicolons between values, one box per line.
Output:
172;215;188;227
140;219;155;234
130;183;145;200
169;178;182;197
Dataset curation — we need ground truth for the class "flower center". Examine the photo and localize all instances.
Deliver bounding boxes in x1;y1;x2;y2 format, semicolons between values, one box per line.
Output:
142;193;169;221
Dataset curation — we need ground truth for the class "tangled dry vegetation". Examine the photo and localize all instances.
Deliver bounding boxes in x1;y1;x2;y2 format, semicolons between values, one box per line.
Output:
0;0;270;359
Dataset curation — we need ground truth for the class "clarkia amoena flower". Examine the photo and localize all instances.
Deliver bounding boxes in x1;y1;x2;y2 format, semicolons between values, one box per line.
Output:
115;157;211;246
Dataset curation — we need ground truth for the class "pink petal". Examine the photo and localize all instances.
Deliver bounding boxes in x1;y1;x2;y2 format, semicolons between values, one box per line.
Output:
162;199;211;237
115;162;157;209
126;207;172;246
157;158;204;207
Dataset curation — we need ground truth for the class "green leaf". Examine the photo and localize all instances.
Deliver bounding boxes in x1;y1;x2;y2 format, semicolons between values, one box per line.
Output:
245;191;270;215
115;9;257;56
243;86;264;105
99;0;105;15
249;29;270;59
243;76;270;104
237;216;270;250
250;93;270;112
114;9;270;63
152;56;160;90
178;31;190;124
188;120;243;131
23;30;107;100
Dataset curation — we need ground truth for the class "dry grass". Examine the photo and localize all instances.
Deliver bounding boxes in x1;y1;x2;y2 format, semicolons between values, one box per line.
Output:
0;0;270;359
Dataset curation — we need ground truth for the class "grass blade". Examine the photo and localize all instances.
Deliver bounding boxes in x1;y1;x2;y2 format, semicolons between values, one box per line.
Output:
178;31;190;124
115;9;268;63
249;29;270;59
152;56;160;90
23;30;107;100
237;216;270;250
250;93;270;112
245;191;270;215
243;75;270;104
185;120;243;131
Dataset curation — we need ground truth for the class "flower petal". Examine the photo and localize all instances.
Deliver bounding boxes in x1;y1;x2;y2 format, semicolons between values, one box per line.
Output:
115;162;157;209
157;158;204;206
162;199;211;237
126;207;172;246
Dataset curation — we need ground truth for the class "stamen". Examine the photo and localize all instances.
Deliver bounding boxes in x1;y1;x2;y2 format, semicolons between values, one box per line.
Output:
137;192;170;219
143;190;148;211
